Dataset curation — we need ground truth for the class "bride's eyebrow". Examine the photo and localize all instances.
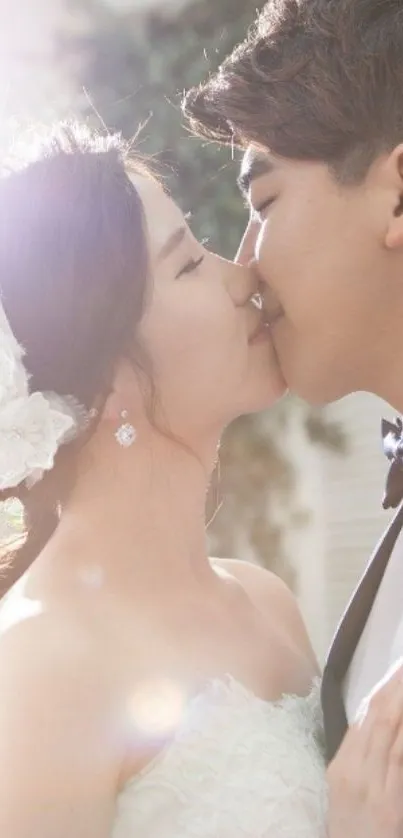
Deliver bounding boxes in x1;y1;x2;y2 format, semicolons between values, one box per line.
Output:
157;226;187;261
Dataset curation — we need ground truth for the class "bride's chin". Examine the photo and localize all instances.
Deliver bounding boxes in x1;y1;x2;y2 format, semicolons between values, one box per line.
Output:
270;369;289;403
244;378;288;416
258;386;288;413
256;361;289;409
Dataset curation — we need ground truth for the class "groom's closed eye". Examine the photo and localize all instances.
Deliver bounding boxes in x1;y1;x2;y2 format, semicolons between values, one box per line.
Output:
253;197;276;221
237;155;276;197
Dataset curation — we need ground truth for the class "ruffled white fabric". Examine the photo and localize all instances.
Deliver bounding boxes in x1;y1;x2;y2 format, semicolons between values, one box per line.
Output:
0;302;85;492
0;392;75;490
113;676;327;838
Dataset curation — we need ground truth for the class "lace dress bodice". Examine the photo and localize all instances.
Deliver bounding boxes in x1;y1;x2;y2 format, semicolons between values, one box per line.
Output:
112;676;327;838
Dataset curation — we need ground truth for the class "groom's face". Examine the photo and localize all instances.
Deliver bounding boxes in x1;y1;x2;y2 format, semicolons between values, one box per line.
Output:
236;146;403;404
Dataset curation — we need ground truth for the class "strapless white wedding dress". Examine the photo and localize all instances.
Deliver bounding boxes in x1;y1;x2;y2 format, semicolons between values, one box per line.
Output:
112;675;327;838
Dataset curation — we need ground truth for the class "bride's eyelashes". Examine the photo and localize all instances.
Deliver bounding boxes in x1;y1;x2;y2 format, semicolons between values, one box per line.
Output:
175;255;205;279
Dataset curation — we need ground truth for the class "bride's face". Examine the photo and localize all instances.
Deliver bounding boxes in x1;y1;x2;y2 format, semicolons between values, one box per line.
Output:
129;173;286;443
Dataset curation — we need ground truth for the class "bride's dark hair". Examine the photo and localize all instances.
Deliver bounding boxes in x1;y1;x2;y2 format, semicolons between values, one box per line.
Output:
0;122;152;596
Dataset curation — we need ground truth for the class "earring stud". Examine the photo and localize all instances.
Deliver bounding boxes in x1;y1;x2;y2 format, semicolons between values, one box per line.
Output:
115;410;136;447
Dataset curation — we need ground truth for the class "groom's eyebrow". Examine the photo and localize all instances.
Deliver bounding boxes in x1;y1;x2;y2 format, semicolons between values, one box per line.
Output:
237;157;275;196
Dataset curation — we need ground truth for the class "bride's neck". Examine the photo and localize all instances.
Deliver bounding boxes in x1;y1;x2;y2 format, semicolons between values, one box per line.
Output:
57;430;218;588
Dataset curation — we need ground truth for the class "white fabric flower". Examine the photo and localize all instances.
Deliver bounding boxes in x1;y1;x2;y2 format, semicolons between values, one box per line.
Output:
0;499;23;547
0;324;28;406
0;302;81;492
0;343;28;406
0;393;75;490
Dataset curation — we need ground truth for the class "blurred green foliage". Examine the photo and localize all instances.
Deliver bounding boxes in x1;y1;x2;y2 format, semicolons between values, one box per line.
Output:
59;0;264;258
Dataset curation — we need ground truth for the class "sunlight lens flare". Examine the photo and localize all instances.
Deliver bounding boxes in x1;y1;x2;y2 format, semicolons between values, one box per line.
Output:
129;677;187;738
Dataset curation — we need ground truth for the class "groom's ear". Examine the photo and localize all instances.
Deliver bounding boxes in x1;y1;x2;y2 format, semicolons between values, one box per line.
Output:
383;145;403;250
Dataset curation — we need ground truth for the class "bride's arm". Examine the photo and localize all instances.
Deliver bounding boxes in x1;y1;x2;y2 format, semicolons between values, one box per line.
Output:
0;615;122;838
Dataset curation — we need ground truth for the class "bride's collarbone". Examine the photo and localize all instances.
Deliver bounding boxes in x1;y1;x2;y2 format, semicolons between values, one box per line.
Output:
114;614;314;722
82;567;315;721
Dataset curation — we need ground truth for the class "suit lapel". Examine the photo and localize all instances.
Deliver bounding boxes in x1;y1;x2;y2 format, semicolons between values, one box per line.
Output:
321;501;403;762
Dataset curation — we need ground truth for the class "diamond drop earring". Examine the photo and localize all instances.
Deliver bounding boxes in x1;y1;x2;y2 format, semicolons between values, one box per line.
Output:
115;410;136;448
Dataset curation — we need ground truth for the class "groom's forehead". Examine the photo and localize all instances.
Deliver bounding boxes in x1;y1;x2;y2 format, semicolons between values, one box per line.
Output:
238;147;275;196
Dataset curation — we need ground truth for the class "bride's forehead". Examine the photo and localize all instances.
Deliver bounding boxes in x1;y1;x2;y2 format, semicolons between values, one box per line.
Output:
128;172;184;253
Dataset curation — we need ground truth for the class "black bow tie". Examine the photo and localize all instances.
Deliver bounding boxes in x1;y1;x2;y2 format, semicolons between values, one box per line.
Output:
382;417;403;509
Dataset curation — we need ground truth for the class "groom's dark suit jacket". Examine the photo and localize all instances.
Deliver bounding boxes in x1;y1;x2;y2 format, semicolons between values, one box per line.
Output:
321;418;403;762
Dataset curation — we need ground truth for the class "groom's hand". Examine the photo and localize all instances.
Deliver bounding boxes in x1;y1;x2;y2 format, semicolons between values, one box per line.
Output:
327;662;403;838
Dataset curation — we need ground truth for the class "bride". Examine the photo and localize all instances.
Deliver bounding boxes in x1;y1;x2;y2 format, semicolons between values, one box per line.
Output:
0;121;399;838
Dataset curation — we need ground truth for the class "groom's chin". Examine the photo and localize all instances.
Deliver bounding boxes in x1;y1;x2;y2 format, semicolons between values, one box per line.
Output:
284;375;350;408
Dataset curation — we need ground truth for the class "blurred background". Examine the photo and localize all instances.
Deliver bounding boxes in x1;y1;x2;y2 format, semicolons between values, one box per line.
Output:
0;0;396;660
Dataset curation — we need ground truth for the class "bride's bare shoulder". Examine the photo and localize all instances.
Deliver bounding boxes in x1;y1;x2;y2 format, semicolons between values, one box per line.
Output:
211;556;293;604
211;557;318;669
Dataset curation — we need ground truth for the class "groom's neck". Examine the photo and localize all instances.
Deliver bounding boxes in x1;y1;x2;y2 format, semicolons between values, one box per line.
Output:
360;327;403;414
372;367;403;416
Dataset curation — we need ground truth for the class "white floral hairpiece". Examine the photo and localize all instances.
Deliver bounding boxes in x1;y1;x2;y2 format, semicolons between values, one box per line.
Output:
0;300;89;492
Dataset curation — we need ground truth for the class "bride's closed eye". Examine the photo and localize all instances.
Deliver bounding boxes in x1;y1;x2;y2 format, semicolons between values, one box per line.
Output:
175;255;205;279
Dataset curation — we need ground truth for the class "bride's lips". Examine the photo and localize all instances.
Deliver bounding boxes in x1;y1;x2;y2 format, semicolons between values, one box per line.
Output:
248;305;284;344
248;318;271;344
246;292;283;343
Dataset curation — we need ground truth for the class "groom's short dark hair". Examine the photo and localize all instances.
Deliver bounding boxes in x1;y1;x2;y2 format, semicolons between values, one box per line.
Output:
184;0;403;182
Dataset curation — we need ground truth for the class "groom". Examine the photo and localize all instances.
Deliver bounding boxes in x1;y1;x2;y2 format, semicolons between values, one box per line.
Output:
184;0;403;761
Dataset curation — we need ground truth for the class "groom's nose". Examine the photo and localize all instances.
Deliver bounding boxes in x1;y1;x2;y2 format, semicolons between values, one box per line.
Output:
235;219;259;266
248;258;282;316
222;258;259;306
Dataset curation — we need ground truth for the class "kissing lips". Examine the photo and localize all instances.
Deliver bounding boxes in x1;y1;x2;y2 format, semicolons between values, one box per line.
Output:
264;305;284;327
248;319;271;345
